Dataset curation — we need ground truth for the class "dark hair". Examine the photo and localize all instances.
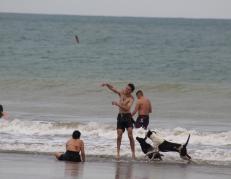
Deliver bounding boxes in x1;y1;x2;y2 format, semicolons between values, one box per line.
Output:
128;83;135;92
0;105;3;113
72;130;81;139
0;105;3;118
136;90;143;96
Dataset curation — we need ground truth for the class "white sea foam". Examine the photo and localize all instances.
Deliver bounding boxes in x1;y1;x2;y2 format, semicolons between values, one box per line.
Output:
0;119;231;165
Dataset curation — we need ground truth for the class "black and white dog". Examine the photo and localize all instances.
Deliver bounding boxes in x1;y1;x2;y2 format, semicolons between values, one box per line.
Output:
136;136;164;160
145;130;191;160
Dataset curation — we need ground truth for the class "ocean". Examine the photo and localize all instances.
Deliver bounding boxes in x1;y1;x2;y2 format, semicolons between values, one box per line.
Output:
0;13;231;166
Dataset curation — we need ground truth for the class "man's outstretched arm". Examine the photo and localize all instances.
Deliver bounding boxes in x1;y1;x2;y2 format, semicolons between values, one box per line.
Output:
101;83;120;96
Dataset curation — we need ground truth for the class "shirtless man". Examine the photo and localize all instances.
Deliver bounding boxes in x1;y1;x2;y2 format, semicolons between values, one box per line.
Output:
132;90;152;130
55;130;85;162
101;83;135;160
0;104;9;120
0;105;4;118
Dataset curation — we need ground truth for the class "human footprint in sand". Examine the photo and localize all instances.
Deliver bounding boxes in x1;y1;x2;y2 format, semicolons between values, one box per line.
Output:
55;130;85;162
101;83;136;160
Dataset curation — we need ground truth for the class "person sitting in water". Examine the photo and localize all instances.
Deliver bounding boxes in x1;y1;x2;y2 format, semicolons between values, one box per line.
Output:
55;130;85;162
0;104;9;119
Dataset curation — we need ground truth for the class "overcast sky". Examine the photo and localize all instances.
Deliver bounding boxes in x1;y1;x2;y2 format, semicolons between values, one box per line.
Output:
1;0;231;19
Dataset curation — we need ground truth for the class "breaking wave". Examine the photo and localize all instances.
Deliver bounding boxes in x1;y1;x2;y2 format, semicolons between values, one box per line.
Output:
0;119;231;166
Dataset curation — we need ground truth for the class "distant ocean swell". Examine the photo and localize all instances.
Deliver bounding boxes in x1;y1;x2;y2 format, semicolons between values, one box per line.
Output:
0;119;231;166
1;79;231;95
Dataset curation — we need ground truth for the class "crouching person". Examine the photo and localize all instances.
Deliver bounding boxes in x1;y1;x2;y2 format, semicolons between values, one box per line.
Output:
55;130;85;162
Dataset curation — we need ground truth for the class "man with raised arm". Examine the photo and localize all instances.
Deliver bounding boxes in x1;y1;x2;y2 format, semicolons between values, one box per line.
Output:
101;83;136;160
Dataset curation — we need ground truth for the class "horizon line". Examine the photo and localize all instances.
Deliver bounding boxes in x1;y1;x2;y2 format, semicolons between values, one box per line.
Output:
1;11;231;21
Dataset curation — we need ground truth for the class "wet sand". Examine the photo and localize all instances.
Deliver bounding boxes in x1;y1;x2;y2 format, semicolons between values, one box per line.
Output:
0;153;230;179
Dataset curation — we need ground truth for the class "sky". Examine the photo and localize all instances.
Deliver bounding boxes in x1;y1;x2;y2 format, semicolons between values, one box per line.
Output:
1;0;231;19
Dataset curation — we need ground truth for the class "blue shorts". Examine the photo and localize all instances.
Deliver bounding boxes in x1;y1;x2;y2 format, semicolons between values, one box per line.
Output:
135;115;149;129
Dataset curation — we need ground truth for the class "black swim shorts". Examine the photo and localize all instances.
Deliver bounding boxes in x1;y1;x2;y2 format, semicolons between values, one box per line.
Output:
135;115;149;129
117;113;134;132
58;150;81;162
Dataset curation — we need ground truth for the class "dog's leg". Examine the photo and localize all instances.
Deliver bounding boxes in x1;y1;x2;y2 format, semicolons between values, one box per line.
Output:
145;150;163;160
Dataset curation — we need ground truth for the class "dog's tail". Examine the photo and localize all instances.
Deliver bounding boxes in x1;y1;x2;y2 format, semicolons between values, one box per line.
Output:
183;134;190;147
180;134;191;160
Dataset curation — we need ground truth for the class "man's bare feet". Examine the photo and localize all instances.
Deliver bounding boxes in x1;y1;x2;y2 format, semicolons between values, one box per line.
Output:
132;153;136;160
116;152;120;160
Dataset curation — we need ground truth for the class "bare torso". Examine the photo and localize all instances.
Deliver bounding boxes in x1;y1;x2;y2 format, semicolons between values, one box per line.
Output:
119;91;134;113
137;97;152;115
66;139;83;152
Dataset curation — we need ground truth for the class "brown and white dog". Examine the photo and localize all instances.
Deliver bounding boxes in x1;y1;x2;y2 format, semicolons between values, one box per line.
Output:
144;130;191;160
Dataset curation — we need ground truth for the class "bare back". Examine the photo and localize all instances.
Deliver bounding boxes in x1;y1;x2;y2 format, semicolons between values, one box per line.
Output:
66;139;84;152
137;97;152;115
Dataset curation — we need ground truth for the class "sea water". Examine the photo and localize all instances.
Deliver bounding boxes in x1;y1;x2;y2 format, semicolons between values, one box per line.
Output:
0;13;231;165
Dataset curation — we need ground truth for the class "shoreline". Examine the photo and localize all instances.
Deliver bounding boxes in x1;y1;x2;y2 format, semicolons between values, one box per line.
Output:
0;152;230;179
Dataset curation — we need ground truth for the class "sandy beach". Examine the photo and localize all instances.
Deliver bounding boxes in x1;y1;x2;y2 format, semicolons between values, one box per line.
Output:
0;153;230;179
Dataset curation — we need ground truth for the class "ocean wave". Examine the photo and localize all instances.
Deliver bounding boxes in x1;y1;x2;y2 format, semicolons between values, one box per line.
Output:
0;119;231;143
1;119;231;144
0;119;115;136
0;119;231;166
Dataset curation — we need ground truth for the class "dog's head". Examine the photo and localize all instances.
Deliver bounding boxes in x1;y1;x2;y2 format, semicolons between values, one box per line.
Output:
136;136;150;154
136;136;153;151
136;136;163;160
136;136;146;144
145;130;153;138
